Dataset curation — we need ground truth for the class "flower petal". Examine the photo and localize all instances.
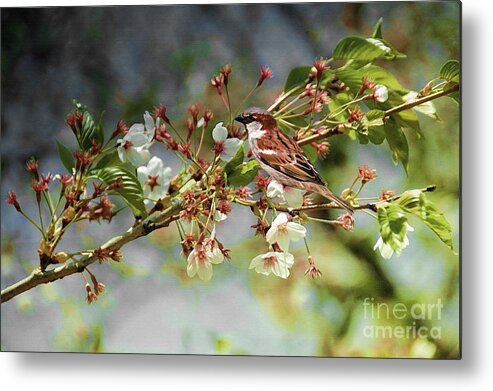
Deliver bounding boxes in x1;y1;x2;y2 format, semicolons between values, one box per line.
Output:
272;212;288;228
144;111;155;132
286;222;307;240
127;148;150;167
283;187;305;208
147;156;163;175
212;122;228;142
128;123;145;134
221;139;243;162
208;247;224;264
266;180;284;199
197;262;213;281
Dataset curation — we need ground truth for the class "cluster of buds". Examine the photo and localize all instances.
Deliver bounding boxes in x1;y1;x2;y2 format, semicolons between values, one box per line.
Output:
311;141;330;159
154;124;178;151
111;119;129;139
65;110;84;135
32;173;52;203
358;165;377;183
304;255;322;279
255;173;271;191
251;219;269;237
380;189;395;201
336;212;355;231
234;187;252;200
84;196;116;223
220;64;232;86
257;65;273;87
153;105;169;123
211;74;224;95
74;149;94;171
348;107;365;123
303;90;328;115
93;247;122;263
6;191;21;212
312;58;329;82
84;271;105;304
358;77;388;103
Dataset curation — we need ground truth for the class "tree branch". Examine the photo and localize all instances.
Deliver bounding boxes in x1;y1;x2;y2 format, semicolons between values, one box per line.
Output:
297;84;460;146
233;185;436;214
1;198;183;304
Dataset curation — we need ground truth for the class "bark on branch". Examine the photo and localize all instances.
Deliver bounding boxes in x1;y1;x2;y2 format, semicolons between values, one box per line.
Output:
1;198;182;303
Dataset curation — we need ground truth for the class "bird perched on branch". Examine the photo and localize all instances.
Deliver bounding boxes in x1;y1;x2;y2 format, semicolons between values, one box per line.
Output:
235;108;354;213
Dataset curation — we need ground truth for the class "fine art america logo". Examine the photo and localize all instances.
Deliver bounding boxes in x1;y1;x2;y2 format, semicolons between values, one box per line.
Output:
362;297;443;339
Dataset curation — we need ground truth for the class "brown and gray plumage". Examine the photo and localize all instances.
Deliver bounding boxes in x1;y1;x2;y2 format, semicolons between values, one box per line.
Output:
235;108;353;213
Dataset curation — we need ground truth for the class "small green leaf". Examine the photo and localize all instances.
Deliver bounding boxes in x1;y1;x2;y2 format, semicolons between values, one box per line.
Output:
227;160;260;187
368;125;386;145
377;204;410;254
328;92;353;121
89;166;146;217
284;66;312;91
335;64;406;94
81;111;104;151
224;146;245;174
364;110;386;144
366;109;385;127
439;60;459;83
94;150;121;170
333;36;405;63
56;140;75;172
384;119;409;172
395;190;454;251
372;18;383;39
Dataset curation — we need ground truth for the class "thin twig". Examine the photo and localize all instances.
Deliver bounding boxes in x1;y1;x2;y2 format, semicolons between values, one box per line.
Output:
297;84;459;146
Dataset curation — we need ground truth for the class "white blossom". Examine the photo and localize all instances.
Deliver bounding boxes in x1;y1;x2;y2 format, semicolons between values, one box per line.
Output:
212;122;243;162
187;241;225;281
249;251;295;279
373;84;388;102
117;112;157;166
266;179;305;208
266;212;306;251
137;156;172;204
374;223;414;259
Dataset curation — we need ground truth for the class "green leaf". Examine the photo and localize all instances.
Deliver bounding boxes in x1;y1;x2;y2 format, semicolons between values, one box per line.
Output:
328;92;353;121
94;149;121;170
364;110;386;144
372;18;383;39
384;119;409;172
89;166;146;217
333;36;405;63
377;204;410;254
439;60;459;83
365;109;385;127
227;160;260;187
80;111;104;151
224;146;245;174
395;190;454;251
56;140;75;172
368;125;386;145
284;66;312;91
335;64;406;94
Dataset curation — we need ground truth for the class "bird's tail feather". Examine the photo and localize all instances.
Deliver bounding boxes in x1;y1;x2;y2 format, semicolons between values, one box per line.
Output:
311;184;354;213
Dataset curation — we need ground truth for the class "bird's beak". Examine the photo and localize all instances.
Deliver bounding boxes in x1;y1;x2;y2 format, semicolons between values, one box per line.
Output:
234;114;245;124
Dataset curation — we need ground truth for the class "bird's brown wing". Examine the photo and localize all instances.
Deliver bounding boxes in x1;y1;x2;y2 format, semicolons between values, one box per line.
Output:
255;128;324;185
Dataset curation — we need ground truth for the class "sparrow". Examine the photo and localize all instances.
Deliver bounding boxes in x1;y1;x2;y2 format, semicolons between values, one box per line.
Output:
235;108;354;213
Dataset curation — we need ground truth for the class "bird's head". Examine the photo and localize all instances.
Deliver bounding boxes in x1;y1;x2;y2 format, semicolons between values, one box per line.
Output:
235;108;277;134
